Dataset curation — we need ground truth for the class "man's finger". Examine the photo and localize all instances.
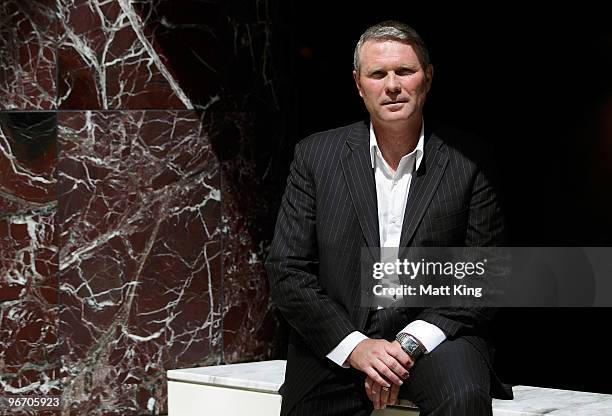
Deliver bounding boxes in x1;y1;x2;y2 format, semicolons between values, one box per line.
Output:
387;341;415;369
380;383;391;408
389;382;401;406
365;367;390;388
372;383;381;409
364;377;373;402
379;353;410;380
374;358;404;386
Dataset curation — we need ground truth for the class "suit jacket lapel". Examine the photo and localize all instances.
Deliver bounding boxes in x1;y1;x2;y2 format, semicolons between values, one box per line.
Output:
341;121;380;258
341;120;379;329
399;130;449;249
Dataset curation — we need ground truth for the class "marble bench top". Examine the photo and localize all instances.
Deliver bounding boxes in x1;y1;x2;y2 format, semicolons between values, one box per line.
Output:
167;360;612;415
492;385;612;416
167;360;286;393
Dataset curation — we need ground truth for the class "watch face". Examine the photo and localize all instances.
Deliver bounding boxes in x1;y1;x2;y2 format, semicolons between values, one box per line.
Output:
398;334;422;358
406;340;418;354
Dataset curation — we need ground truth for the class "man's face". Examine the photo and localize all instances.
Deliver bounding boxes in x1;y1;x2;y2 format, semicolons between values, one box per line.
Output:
353;40;433;125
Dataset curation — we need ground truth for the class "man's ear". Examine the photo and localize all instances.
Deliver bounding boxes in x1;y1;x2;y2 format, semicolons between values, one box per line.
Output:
425;64;434;92
353;70;363;97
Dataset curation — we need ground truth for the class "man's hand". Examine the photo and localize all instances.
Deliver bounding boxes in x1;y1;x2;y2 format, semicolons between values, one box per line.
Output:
365;375;401;409
347;339;413;387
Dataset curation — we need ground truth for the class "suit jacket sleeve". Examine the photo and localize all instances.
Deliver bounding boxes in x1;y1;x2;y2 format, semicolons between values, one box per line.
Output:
265;141;357;358
415;160;506;338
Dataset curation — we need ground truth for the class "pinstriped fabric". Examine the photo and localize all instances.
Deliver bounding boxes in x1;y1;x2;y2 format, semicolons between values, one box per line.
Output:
399;134;449;249
267;128;357;359
288;371;372;416
341;133;379;254
290;309;400;416
400;337;493;415
404;127;507;340
265;119;511;416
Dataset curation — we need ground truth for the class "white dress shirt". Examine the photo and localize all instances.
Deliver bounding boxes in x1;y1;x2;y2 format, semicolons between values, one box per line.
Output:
326;122;446;368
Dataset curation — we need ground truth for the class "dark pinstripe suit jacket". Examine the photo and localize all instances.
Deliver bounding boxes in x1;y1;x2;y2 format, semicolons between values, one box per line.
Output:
265;119;511;414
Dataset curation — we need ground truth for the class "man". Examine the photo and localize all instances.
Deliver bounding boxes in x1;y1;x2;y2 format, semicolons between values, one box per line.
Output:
266;20;512;415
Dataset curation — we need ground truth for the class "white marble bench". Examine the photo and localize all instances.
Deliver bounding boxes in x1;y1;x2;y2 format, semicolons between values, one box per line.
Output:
167;360;612;415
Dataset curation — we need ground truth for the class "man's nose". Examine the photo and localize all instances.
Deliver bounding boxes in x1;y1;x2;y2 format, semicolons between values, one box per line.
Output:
385;73;401;93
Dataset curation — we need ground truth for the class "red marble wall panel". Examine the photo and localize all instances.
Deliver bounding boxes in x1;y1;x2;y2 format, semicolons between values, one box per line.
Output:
208;113;280;363
0;114;57;213
0;113;60;413
0;1;57;110
58;0;189;109
2;0;287;413
128;0;287;112
57;111;222;414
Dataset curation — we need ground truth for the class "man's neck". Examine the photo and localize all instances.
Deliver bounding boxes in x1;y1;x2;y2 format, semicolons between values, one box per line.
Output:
372;117;422;171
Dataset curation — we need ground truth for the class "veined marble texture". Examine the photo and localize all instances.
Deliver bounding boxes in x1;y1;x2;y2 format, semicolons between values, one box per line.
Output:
210;112;280;364
0;1;57;110
57;0;283;111
58;0;191;109
0;113;60;410
167;359;286;393
1;0;284;112
493;385;612;415
1;109;282;415
57;111;222;414
2;0;286;413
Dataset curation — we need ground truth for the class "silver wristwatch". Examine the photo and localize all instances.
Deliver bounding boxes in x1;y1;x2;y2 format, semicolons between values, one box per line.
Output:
396;333;426;361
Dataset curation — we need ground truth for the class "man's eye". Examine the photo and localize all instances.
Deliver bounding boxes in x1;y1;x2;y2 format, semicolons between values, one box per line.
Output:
370;72;386;79
397;69;415;76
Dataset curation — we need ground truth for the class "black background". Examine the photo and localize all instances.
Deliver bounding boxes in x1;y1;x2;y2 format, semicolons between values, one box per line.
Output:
283;1;612;394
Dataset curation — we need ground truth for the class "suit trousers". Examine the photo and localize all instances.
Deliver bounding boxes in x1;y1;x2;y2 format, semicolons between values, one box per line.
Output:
288;309;493;416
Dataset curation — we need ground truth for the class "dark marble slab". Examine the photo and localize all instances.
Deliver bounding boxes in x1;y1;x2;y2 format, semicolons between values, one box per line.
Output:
0;113;60;412
57;111;222;414
58;0;190;109
58;0;291;112
207;112;280;363
2;1;289;414
0;1;57;110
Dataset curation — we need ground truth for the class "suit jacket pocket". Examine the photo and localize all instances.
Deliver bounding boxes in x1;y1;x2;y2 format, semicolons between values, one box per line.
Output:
429;208;469;237
432;207;468;221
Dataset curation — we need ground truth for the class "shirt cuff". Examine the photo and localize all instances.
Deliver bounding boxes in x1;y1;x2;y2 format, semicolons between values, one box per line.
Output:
400;320;446;353
326;331;369;368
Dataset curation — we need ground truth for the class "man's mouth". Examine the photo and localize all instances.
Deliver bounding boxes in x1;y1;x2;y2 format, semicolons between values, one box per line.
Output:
382;100;407;105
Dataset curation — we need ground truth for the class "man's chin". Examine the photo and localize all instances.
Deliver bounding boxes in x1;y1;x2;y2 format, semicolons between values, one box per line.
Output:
377;112;413;123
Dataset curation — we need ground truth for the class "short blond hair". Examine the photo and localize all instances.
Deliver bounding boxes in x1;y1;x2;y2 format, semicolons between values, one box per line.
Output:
353;20;430;72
